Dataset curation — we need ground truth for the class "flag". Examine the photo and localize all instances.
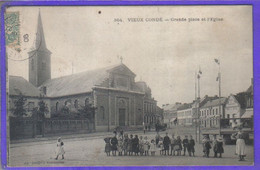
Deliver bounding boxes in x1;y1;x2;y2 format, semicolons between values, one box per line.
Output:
199;67;202;74
214;59;220;65
216;76;219;81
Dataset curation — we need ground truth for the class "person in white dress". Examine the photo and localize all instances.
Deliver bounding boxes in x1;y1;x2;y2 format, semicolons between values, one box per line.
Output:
234;130;246;161
55;137;65;160
150;139;156;156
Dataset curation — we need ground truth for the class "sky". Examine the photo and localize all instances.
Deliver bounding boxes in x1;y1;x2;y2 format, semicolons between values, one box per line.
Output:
6;6;253;106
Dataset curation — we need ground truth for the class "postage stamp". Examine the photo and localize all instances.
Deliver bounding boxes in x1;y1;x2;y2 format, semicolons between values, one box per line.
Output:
5;12;21;52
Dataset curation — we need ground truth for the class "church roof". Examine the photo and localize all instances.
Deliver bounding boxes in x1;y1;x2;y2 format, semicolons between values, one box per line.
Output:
41;63;139;97
9;76;42;97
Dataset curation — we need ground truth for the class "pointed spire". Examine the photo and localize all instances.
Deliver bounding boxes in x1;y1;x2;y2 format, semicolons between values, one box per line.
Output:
32;9;48;51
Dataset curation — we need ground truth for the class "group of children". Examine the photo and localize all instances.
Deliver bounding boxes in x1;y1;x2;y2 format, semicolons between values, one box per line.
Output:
104;131;196;157
201;134;224;158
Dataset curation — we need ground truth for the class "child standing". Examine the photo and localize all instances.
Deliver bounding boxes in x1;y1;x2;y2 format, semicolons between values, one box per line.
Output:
117;136;123;156
150;139;156;156
133;135;140;156
104;137;111;156
143;136;150;156
170;134;176;156
158;140;164;155
202;135;211;158
128;134;134;156
55;137;65;160
123;134;129;156
216;136;224;158
175;136;182;156
111;132;118;156
139;136;144;156
213;135;218;158
188;135;195;157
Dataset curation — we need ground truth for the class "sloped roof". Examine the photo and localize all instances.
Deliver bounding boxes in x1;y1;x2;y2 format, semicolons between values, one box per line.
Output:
199;96;219;107
9;76;42;97
246;85;253;93
162;103;182;111
162;104;175;111
177;103;193;111
234;93;247;109
201;97;227;108
41;63;141;97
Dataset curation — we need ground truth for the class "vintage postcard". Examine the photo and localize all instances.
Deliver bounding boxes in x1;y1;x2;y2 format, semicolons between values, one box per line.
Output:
4;5;253;167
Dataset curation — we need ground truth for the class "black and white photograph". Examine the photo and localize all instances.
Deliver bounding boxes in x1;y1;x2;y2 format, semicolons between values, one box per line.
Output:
5;6;253;166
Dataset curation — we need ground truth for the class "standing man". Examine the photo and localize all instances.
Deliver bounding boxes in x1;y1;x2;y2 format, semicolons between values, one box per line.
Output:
163;132;171;155
188;135;195;157
182;135;189;156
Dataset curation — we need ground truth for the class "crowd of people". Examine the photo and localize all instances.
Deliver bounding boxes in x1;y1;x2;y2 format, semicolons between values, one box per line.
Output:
104;131;196;157
52;128;247;162
103;129;247;161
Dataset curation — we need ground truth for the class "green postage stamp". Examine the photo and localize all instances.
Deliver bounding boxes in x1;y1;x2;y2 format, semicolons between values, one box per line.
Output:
5;12;21;52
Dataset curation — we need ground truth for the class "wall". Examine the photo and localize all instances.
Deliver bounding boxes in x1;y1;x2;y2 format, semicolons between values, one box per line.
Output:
9;117;94;140
8;96;51;118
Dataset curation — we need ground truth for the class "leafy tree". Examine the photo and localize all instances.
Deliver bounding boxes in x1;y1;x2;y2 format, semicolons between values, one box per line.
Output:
32;100;49;120
77;103;96;120
12;94;27;117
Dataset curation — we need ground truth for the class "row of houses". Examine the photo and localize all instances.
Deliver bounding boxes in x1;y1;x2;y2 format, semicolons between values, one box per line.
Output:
163;79;253;128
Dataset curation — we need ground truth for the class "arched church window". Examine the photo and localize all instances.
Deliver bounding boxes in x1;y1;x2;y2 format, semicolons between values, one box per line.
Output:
100;106;105;120
85;98;89;106
65;99;71;107
42;62;46;70
56;102;59;112
74;99;79;109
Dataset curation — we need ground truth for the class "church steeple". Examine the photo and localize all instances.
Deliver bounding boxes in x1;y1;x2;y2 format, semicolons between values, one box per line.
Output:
28;10;51;87
32;10;48;51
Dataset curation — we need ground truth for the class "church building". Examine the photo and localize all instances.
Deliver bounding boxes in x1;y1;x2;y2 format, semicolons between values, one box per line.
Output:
9;11;160;132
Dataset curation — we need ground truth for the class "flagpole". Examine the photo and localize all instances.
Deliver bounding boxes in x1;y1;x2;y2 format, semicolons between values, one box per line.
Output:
195;71;197;142
198;71;201;142
218;60;221;136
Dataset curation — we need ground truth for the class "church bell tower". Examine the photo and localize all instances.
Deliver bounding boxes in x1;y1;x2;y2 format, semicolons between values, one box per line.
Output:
29;10;51;87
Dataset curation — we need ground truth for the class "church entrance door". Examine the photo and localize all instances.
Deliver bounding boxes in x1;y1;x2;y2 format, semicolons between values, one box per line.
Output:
119;109;126;126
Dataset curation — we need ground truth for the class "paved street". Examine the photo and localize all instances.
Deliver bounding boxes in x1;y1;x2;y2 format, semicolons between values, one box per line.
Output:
9;131;254;167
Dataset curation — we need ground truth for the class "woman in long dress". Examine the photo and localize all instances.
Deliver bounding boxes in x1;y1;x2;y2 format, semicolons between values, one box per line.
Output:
235;133;246;161
55;137;65;160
